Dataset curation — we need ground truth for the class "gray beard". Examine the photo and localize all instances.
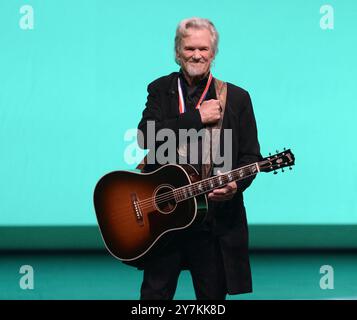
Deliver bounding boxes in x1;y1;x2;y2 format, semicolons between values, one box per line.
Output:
181;65;210;78
185;64;207;77
187;67;204;77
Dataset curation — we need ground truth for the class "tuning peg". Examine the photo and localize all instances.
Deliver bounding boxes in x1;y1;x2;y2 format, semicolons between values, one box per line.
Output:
273;170;278;175
283;147;286;151
281;168;284;172
269;152;271;156
289;166;292;170
276;150;279;154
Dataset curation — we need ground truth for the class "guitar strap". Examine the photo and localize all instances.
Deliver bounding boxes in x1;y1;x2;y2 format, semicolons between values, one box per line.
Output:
136;78;228;175
201;79;227;179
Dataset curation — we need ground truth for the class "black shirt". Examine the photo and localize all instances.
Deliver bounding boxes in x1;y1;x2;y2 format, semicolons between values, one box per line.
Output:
178;70;217;175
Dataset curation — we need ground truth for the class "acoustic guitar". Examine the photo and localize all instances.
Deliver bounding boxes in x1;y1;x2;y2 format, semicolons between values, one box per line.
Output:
93;149;295;265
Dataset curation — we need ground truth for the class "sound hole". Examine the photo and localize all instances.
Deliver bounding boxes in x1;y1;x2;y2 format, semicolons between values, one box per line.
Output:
154;185;177;214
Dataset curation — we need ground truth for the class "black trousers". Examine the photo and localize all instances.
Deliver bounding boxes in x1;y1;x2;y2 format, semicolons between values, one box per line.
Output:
140;230;227;300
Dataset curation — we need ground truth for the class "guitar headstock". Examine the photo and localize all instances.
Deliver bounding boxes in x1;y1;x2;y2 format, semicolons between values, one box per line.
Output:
259;149;295;173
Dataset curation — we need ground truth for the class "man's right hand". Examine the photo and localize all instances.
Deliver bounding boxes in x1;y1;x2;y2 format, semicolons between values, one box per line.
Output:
199;99;221;125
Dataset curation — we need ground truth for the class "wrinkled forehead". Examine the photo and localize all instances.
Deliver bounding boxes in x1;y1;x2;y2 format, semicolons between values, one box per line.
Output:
180;28;213;46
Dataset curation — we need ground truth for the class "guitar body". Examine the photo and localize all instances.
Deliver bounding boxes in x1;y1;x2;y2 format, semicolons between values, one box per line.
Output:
93;164;207;264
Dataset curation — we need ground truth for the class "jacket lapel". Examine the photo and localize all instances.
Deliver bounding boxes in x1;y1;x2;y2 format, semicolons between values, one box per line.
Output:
166;73;180;117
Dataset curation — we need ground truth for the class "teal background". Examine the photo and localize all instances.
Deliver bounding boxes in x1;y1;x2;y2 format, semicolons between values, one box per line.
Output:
2;251;357;300
1;0;357;227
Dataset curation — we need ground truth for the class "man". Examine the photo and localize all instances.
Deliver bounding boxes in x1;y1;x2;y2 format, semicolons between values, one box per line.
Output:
137;17;261;300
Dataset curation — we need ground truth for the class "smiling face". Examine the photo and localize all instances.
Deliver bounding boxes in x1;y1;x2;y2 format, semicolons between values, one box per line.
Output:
176;28;215;80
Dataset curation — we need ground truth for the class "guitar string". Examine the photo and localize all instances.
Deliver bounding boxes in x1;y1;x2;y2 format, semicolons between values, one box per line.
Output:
97;158;292;221
103;156;289;214
106;170;244;214
135;157;290;208
135;166;255;207
101;171;259;221
99;176;232;222
99;168;275;224
104;167;257;217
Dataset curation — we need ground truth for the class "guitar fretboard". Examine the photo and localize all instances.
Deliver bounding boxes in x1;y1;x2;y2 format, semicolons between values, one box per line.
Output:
174;163;260;202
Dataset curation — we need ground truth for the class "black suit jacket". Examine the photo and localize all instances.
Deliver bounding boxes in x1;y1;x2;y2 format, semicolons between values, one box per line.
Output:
137;72;262;294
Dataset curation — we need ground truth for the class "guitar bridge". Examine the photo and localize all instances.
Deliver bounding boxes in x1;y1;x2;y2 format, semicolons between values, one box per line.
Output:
131;193;144;226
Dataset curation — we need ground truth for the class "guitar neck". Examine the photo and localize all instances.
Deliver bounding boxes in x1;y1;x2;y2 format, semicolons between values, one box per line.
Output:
174;163;260;202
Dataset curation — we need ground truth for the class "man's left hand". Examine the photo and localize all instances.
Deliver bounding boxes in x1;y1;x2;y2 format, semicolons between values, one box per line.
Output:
208;179;237;202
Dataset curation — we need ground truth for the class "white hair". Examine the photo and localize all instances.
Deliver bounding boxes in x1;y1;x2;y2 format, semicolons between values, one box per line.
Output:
174;17;219;65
